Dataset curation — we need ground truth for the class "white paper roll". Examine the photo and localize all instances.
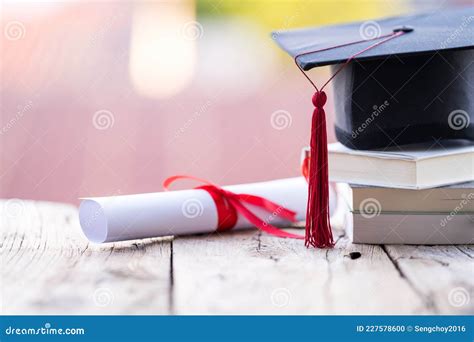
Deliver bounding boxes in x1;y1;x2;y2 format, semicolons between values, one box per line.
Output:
79;177;314;243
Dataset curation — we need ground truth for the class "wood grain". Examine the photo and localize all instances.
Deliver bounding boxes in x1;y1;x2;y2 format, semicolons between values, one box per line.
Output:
0;200;172;314
172;229;426;314
1;200;472;315
384;245;474;314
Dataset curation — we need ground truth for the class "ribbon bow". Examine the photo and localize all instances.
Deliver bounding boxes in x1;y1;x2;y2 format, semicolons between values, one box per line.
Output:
163;175;303;239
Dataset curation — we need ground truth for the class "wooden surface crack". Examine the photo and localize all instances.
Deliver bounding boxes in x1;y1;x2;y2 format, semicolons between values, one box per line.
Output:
381;245;439;314
168;239;175;314
104;245;115;261
256;231;262;252
455;246;473;259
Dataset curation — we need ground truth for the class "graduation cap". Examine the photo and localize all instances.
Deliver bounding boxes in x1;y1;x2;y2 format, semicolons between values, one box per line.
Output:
273;7;474;248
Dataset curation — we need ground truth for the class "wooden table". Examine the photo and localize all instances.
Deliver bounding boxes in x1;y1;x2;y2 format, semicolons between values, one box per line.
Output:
1;200;473;315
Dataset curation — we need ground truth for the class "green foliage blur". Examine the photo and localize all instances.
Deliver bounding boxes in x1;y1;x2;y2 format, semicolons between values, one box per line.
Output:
196;0;409;30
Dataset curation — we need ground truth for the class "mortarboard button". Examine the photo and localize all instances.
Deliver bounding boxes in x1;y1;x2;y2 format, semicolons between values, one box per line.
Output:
393;26;414;33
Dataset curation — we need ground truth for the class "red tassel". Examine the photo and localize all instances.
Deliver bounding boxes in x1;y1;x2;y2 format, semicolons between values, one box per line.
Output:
305;91;334;248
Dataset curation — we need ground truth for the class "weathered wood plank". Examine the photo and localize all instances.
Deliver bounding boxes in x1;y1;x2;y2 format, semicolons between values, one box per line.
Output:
0;200;172;314
384;245;474;314
172;228;427;314
2;200;471;315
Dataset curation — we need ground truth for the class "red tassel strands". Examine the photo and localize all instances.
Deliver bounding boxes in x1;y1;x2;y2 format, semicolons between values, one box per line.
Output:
294;29;410;248
306;90;333;247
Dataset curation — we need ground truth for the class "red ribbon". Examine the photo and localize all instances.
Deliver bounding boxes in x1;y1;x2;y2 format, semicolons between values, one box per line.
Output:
301;153;310;182
163;175;304;239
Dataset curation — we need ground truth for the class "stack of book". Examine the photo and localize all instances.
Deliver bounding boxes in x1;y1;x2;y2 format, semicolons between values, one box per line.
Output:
303;141;474;244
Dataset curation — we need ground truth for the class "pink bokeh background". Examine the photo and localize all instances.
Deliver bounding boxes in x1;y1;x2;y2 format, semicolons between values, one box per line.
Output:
2;1;462;205
1;2;336;205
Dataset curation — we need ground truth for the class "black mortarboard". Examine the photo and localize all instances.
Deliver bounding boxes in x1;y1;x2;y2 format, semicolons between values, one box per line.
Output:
272;7;474;248
274;6;474;149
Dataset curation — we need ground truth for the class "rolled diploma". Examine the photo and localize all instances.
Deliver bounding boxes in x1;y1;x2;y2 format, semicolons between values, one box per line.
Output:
79;177;320;243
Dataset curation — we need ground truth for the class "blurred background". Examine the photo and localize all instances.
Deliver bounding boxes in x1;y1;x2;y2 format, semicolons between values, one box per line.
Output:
1;0;470;204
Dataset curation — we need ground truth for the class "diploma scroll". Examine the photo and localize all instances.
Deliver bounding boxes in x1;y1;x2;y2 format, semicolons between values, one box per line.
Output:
79;177;329;243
